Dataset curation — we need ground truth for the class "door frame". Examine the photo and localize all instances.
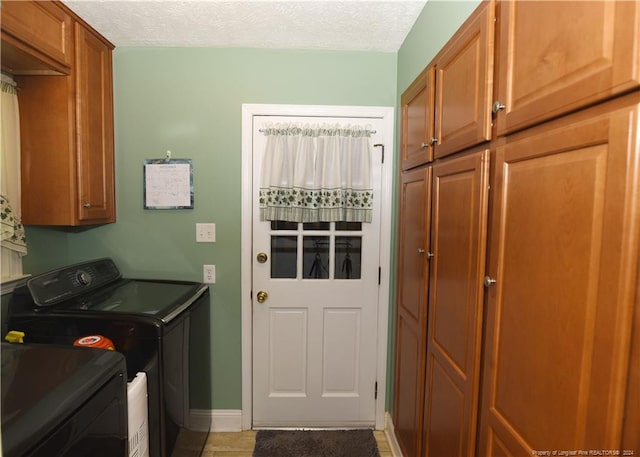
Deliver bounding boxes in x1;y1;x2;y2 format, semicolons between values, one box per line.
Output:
241;103;395;430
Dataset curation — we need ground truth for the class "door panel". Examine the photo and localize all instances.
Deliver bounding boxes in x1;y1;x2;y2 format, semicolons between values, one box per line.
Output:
397;169;432;323
322;308;361;395
252;115;385;427
427;358;466;456
395;312;424;456
423;149;490;457
269;309;307;395
479;95;640;455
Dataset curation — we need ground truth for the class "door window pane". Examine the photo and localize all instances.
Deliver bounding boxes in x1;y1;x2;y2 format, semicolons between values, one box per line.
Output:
335;236;362;279
303;222;330;231
303;236;329;279
271;236;297;278
271;221;298;231
335;222;362;231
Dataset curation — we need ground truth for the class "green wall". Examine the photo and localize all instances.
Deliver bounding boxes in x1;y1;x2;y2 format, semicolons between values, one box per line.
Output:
21;0;481;416
397;0;482;93
24;47;396;410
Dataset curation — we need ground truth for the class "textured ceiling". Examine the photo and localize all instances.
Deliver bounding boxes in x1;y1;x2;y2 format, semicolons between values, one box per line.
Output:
61;0;427;52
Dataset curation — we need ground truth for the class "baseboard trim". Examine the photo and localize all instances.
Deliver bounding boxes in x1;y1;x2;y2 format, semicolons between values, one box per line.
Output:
384;412;404;457
190;409;243;432
190;409;400;449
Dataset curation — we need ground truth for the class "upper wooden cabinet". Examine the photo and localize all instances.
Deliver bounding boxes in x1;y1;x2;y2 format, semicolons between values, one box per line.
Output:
401;66;435;171
493;0;640;136
0;0;72;74
433;1;495;159
16;3;115;226
74;25;115;223
400;1;495;170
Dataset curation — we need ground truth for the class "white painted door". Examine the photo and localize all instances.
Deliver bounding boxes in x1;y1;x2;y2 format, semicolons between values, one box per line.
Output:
252;115;384;427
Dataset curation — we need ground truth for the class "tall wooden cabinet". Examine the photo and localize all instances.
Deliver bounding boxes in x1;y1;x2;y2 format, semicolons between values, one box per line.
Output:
394;2;495;457
2;0;116;226
394;1;639;456
478;1;640;453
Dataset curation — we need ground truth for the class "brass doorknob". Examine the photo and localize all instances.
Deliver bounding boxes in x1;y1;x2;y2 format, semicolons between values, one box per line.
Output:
257;252;268;263
256;290;268;303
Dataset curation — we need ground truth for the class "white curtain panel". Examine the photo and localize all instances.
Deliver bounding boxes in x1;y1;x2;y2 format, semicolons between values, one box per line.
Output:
1;74;26;280
259;124;373;223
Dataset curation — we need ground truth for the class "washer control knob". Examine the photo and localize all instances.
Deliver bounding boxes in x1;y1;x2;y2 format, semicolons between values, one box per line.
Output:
76;270;92;286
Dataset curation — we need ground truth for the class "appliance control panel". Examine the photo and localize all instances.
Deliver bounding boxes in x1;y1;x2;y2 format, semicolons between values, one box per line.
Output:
26;258;121;307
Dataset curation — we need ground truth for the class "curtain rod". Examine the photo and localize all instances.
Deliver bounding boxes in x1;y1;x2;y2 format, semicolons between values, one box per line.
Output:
259;128;376;134
1;73;18;87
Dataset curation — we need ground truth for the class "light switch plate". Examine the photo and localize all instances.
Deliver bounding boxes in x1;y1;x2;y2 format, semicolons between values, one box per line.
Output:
196;223;216;242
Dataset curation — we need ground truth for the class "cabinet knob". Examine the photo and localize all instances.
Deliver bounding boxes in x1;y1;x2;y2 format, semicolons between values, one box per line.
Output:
83;203;92;209
492;101;506;114
417;248;426;254
484;276;497;288
420;142;428;149
426;251;434;259
430;137;438;145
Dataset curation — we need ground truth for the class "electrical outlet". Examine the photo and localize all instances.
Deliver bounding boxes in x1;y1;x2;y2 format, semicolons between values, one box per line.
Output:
203;265;216;284
196;223;216;242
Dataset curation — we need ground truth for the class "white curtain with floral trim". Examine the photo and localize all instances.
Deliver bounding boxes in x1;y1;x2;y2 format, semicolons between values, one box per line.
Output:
259;123;373;223
1;74;27;280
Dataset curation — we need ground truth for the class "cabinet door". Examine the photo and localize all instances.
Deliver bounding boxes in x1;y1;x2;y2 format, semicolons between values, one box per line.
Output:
423;148;489;457
18;75;76;225
75;24;115;223
394;167;432;457
433;1;494;159
494;0;640;136
479;94;640;456
0;0;72;74
401;67;435;170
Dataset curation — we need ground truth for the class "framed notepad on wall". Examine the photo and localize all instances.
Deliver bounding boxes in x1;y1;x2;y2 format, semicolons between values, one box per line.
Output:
143;159;194;209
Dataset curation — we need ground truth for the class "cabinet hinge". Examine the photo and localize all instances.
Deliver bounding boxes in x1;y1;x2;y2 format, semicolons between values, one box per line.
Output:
378;267;381;285
375;381;378;400
373;144;384;163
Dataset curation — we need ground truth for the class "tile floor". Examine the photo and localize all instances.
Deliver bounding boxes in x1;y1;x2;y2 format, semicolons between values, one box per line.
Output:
196;430;394;457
